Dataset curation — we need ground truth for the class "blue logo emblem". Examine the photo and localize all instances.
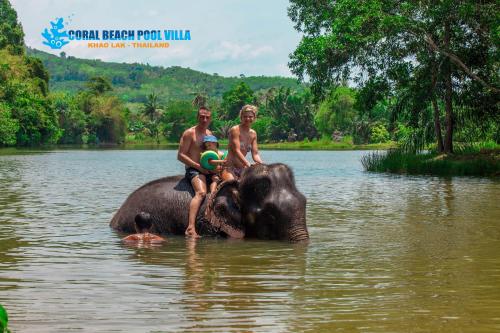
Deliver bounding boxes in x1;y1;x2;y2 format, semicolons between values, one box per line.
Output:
42;17;70;49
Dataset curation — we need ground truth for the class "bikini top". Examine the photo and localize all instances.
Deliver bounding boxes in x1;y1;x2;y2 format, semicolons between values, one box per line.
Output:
240;141;251;154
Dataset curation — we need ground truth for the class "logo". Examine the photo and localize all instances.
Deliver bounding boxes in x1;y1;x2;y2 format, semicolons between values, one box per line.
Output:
41;15;190;50
41;17;70;49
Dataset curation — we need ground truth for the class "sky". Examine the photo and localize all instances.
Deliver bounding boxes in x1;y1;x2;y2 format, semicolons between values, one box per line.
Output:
10;0;302;78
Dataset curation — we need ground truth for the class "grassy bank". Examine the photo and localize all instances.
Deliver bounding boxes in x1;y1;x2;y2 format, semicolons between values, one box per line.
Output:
361;148;500;177
124;135;397;150
258;140;396;150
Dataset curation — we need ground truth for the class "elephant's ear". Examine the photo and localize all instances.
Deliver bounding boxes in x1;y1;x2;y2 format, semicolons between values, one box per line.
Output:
205;180;244;239
239;174;271;203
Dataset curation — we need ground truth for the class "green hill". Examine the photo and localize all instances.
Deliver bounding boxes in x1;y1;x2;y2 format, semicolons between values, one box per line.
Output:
26;48;305;103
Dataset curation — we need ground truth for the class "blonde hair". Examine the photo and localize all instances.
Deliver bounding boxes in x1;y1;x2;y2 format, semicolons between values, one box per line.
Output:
239;104;258;117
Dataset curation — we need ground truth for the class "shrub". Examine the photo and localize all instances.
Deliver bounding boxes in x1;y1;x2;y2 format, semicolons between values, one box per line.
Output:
0;103;19;146
361;149;500;176
252;116;272;141
369;123;390;143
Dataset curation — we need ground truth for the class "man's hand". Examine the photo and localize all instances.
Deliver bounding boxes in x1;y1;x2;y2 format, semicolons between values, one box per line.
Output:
196;165;210;174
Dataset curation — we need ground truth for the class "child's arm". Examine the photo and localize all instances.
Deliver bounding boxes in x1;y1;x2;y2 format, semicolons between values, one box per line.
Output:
208;151;227;166
208;159;226;166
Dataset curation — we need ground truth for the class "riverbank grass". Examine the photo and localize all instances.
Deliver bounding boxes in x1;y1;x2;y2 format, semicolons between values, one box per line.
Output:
361;148;500;177
258;138;395;150
124;134;396;150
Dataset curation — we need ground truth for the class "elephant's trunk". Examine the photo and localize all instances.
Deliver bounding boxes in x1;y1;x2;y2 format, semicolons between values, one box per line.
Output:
288;225;309;242
288;210;309;242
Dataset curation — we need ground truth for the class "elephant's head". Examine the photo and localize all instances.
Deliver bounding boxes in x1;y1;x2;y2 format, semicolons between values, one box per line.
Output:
203;163;308;242
202;179;244;238
238;163;309;242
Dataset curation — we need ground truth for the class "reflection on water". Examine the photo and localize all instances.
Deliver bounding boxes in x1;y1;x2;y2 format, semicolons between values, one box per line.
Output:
0;150;499;332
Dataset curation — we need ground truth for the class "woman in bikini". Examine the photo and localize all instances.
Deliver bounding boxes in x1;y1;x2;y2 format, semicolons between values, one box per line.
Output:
224;104;263;180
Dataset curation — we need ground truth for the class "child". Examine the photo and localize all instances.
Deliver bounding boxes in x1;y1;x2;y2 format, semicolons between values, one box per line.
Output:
201;135;228;193
122;212;165;243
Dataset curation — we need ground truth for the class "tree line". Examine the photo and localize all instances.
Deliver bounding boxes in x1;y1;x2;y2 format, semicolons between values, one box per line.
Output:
1;0;498;149
288;0;499;153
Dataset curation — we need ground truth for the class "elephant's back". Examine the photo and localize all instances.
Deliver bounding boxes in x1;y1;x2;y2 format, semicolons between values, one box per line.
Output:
110;175;194;234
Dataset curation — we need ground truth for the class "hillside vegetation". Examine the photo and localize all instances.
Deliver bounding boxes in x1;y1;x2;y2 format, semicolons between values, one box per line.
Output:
27;48;305;103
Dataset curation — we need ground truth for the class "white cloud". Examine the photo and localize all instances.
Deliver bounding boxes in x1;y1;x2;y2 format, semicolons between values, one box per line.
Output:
11;0;300;77
208;41;273;61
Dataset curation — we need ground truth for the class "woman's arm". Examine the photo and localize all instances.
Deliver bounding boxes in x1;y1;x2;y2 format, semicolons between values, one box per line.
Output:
251;131;263;164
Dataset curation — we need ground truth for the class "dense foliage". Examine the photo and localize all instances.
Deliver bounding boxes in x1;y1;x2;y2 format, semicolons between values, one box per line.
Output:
288;0;499;153
1;0;497;151
27;48;305;103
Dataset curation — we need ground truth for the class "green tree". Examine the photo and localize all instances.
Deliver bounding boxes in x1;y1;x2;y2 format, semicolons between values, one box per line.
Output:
315;86;356;136
370;123;390;143
143;93;161;121
73;77;126;144
11;93;61;145
0;49;61;146
161;100;197;142
0;0;25;55
142;92;163;143
25;56;50;96
0;0;62;147
51;92;86;144
252;116;272;142
86;95;126;144
86;76;113;95
212;119;236;139
288;0;500;152
266;87;317;141
0;102;19;145
221;82;255;120
191;91;208;109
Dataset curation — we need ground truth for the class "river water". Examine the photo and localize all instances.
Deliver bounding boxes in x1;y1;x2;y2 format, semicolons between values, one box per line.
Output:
0;149;499;332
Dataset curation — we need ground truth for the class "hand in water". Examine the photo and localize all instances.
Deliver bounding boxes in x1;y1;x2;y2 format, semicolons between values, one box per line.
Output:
185;225;201;238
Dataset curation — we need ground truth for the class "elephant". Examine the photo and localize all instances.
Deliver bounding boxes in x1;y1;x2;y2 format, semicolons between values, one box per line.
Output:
110;163;309;242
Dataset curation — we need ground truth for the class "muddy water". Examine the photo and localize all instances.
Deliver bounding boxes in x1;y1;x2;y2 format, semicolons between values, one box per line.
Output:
1;149;499;332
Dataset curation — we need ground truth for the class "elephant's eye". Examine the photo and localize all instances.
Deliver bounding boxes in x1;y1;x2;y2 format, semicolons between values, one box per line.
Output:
253;182;269;197
241;177;271;204
244;177;270;199
261;206;281;225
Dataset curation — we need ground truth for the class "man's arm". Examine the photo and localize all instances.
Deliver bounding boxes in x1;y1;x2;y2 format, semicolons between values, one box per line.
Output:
149;234;166;242
229;127;251;167
122;234;140;242
177;129;202;170
251;131;263;164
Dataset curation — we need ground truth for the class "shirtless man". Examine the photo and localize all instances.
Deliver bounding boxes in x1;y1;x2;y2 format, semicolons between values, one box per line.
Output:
225;104;263;179
177;107;213;238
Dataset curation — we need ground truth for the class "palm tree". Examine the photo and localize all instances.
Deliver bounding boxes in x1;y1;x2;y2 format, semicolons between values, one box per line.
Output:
86;76;113;95
143;93;162;121
142;92;163;144
191;92;208;109
215;120;235;139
